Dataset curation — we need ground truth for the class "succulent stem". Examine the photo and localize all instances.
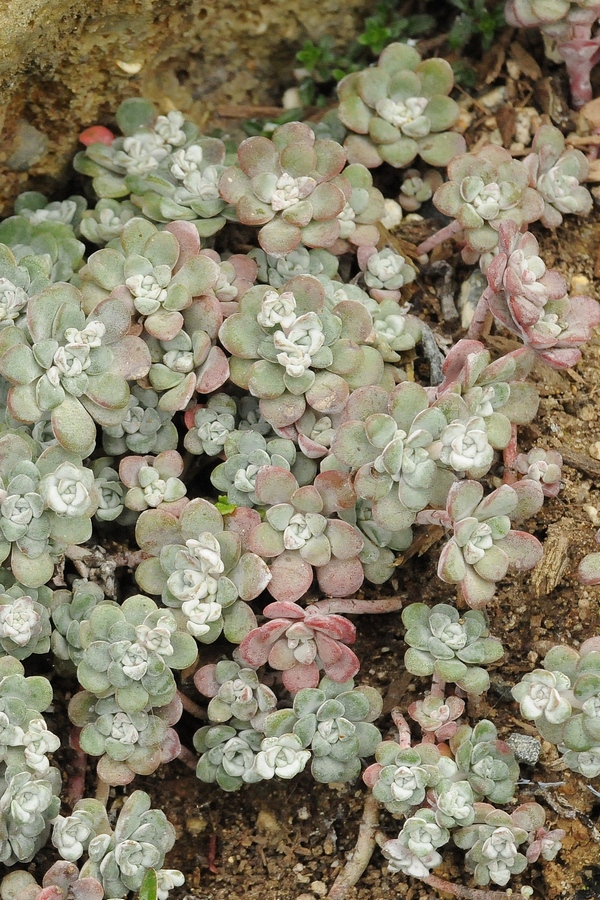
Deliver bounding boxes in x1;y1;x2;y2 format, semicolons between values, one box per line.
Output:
416;219;463;256
326;793;380;900
423;874;529;899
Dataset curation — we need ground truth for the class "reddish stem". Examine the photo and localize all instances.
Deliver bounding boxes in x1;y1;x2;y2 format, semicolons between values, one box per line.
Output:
416;219;463;256
391;708;412;749
208;833;219;874
326;793;380;900
423;874;528;899
178;744;198;769
467;287;493;340
313;596;404;615
66;727;87;807
502;425;518;480
178;690;207;719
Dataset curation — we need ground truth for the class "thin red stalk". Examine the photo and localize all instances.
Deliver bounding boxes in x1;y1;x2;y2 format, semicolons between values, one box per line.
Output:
66;727;87;807
502;424;518;478
391;708;412;749
178;744;198;769
326;793;380;900
178;690;207;719
467;287;493;340
313;596;404;615
416;219;463;256
423;874;526;899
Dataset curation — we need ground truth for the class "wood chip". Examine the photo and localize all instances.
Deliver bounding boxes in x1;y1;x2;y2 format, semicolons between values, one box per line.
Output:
496;104;516;148
530;518;573;599
509;41;542;80
394;524;445;566
560;447;600;478
579;97;600;129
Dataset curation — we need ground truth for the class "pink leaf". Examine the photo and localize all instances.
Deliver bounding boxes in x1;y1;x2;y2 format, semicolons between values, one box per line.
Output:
282;662;320;693
266;553;314;602
194;663;220;698
317;556;364;597
316;633;360;681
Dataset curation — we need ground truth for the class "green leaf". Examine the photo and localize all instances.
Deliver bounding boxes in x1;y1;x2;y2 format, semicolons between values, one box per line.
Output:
138;867;158;900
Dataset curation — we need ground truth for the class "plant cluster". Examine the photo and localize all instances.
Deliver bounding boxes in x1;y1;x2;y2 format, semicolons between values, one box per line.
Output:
0;25;598;900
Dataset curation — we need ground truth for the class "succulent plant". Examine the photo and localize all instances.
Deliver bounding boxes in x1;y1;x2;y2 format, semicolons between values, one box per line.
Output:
1;863;105;900
134;498;269;643
480;221;600;368
402;603;503;694
101;385;178;456
194;659;277;726
0;215;85;284
91;458;125;522
512;638;600;772
0;436;99;587
364;740;457;815
193;723;264;790
238;600;359;693
219;122;349;256
0;765;62;865
381;808;450;878
331;382;455;531
80;218;220;342
263;676;382;782
337;42;466;169
454;802;546;886
219;274;381;430
432;145;544;259
14;192;87;230
244;465;365;601
254;733;312;780
436;339;540;436
50;580;108;670
398;168;443;211
79;198;138;246
332;164;387;252
358;246;416;302
408;694;465;741
523;125;592;227
125;135;229;236
51;798;110;863
450;719;520;804
183;392;238;456
250;246;339;289
68;692;182;785
514;447;562;497
0;583;53;660
80;789;179;897
119;451;187;515
0;244;50;329
0;283;151;455
370;301;423;362
210;430;316;507
436;480;544;608
0;658;57;771
205;247;258;303
76;594;198;713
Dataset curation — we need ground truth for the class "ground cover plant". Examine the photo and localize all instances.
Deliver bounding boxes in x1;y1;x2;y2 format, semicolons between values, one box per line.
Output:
2;2;600;899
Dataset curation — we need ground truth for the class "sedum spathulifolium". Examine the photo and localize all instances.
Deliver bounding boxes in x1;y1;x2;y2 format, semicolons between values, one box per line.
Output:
0;28;599;899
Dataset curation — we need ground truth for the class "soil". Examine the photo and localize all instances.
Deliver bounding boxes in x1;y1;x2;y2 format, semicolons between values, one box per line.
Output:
6;11;600;900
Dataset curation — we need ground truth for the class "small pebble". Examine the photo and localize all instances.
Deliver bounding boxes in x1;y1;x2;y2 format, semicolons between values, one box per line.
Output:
589;442;600;460
311;881;328;896
297;806;310;820
507;733;542;766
